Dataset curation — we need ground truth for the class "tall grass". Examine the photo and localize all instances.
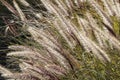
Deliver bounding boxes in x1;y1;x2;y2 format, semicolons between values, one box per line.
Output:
0;0;120;80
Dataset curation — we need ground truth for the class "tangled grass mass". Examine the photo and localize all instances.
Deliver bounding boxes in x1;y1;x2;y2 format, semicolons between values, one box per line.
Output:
0;0;120;80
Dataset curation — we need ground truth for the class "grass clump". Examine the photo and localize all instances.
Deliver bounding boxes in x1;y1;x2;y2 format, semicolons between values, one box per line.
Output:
0;0;120;80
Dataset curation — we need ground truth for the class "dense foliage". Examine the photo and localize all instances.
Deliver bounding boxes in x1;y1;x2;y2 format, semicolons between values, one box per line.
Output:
0;0;120;80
